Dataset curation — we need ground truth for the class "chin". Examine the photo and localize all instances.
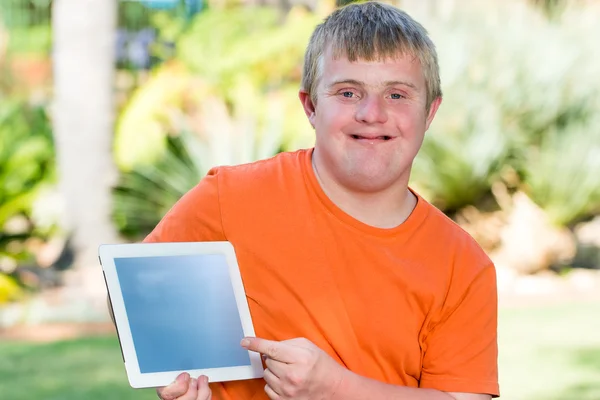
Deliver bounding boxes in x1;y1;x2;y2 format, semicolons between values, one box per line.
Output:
343;158;410;192
344;172;401;193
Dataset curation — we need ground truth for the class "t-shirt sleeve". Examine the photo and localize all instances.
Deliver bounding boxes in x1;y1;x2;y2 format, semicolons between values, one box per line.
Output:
143;167;227;243
420;264;499;397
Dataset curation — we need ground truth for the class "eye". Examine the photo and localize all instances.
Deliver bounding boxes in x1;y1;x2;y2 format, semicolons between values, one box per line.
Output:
341;91;355;98
390;93;404;100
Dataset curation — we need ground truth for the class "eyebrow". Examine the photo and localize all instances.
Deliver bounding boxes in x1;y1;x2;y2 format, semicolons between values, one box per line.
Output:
327;79;418;90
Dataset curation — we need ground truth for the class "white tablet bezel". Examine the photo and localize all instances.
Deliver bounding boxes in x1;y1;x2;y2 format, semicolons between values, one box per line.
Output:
99;241;264;389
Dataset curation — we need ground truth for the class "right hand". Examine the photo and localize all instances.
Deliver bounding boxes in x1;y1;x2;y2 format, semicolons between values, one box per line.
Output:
156;372;212;400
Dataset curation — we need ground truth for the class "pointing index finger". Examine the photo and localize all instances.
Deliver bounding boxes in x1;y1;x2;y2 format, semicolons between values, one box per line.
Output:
241;337;295;363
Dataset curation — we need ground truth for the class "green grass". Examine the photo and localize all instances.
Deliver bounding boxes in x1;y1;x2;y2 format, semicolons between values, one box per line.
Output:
0;301;599;399
498;301;600;400
0;336;156;400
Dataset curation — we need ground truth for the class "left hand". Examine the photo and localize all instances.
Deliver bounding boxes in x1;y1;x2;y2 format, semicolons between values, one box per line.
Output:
241;337;346;400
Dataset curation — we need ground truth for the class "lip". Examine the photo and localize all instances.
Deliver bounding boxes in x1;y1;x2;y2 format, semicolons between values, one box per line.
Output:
348;134;395;141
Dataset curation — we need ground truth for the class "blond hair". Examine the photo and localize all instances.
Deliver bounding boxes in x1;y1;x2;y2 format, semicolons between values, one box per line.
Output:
301;1;442;111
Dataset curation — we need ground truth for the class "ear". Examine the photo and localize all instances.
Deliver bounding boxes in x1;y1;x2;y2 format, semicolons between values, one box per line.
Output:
425;96;442;131
299;90;316;128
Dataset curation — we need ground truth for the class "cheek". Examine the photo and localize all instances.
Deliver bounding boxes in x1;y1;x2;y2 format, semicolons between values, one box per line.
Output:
394;109;426;138
316;102;352;131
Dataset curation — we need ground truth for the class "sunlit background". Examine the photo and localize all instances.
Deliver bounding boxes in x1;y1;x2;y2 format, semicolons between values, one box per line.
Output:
1;0;599;399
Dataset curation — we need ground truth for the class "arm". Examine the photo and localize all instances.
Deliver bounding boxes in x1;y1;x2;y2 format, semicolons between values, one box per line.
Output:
334;370;491;400
241;264;498;400
242;337;493;400
419;265;499;396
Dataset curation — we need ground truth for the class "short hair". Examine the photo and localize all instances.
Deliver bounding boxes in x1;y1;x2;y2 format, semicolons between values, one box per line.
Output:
301;1;442;111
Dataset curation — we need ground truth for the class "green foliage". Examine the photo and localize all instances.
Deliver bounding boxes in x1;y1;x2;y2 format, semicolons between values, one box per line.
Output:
113;63;192;171
179;7;318;148
410;2;600;221
529;0;568;19
119;0;154;30
0;0;51;29
5;25;51;56
113;131;204;239
0;273;22;303
149;11;188;60
412;88;509;211
176;8;316;91
114;7;316;172
118;1;191;64
114;93;285;238
0;99;55;269
0;0;52;56
522;122;600;226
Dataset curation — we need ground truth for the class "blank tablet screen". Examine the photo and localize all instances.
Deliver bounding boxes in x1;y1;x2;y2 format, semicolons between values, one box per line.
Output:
114;254;251;373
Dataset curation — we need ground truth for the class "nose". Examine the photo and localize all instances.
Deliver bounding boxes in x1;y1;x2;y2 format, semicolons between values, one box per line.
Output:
355;95;388;124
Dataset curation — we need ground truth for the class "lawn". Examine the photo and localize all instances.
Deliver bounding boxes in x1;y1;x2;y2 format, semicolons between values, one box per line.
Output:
498;301;600;400
1;301;599;400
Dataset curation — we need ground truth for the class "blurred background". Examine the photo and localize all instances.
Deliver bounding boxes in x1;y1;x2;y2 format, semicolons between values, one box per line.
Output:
0;0;599;398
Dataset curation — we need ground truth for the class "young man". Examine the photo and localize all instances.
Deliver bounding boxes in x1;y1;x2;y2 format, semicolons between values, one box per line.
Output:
150;2;499;399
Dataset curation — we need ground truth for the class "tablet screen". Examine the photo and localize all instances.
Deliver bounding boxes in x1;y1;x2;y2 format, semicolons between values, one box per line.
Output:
114;254;251;373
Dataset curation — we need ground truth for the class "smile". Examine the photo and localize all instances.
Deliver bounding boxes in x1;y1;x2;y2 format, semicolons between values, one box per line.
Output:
350;134;394;141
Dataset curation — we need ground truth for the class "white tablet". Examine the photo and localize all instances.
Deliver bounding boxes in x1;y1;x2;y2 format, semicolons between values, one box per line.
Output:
99;241;264;389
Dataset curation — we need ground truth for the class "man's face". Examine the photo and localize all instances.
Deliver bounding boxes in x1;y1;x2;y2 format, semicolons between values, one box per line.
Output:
301;49;441;193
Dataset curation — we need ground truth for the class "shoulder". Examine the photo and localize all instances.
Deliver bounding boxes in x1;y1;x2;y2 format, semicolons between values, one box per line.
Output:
209;149;313;235
212;149;307;187
210;149;309;207
144;150;309;243
416;194;493;271
410;192;496;305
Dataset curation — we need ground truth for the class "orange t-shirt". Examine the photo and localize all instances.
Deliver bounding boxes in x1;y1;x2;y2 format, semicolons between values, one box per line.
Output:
145;148;499;399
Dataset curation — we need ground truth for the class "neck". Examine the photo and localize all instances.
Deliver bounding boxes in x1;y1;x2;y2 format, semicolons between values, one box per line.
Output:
311;152;416;229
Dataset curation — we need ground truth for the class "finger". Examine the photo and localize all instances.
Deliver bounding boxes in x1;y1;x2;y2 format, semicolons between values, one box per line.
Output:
265;357;287;378
165;377;198;400
241;337;295;363
196;375;212;400
181;378;199;400
170;377;201;400
264;383;281;400
157;373;191;400
283;337;311;347
263;368;281;390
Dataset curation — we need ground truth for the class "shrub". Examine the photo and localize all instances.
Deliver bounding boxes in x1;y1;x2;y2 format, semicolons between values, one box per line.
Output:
0;99;55;295
410;2;600;222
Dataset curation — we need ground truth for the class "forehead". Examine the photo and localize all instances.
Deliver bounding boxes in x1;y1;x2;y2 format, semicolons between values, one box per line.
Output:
319;47;425;90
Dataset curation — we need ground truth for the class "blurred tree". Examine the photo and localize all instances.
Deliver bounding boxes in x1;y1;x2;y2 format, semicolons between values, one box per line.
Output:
52;0;120;296
529;0;567;19
0;21;9;91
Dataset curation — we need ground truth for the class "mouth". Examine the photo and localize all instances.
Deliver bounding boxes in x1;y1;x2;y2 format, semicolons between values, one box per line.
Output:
350;134;394;141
